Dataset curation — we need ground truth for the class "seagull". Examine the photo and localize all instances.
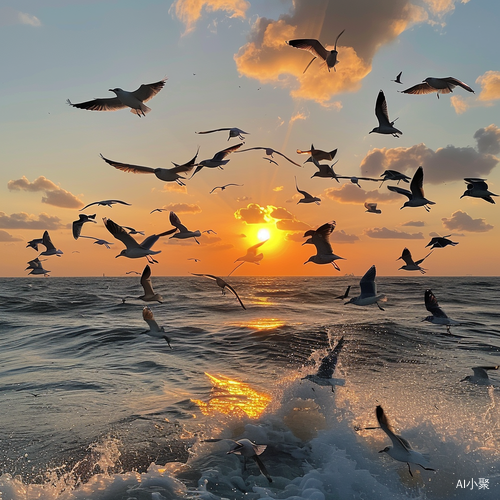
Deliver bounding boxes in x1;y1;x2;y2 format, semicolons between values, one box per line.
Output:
302;337;345;391
387;166;435;211
369;90;402;138
286;29;345;73
123;265;163;304
310;157;340;180
103;218;175;264
263;157;279;166
26;237;44;251
79;200;131;211
122;226;145;236
346;176;380;188
191;143;243;177
397;247;432;274
336;286;351;300
142;307;171;348
150;208;168;214
365;202;381;214
191;273;246;309
378;170;411;187
195;127;249;141
460;178;498;204
27;258;50;276
423;289;460;333
209;183;243;194
188;258;200;262
39;231;63;257
345;265;385;310
229;240;267;275
303;221;344;270
295;176;320;204
72;213;97;239
401;77;474;99
391;71;403;84
67;78;166;116
235;147;301;167
227;439;272;483
78;235;114;249
376;405;435;477
461;366;499;385
425;236;458;249
169;212;201;244
297;145;337;163
100;149;199;186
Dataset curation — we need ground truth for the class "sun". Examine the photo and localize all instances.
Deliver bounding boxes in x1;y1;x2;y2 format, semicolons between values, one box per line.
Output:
257;228;271;242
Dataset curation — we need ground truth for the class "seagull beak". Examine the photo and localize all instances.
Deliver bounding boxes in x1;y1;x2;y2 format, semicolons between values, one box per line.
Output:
459;194;465;199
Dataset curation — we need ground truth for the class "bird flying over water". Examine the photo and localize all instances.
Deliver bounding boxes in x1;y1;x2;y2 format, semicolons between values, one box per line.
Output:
295;177;321;205
26;237;44;252
169;212;201;244
345;265;385;310
297;145;337;163
376;405;435;477
72;213;97;239
461;366;499;385
370;90;402;138
39;231;63;257
191;143;243;177
100;149;199;186
123;264;163;304
195;127;249;141
303;221;344;270
209;183;243;194
387;166;435;211
401;77;474;99
191;273;246;309
460;178;498;204
26;257;50;276
80;200;131;211
425;236;458;249
142;307;171;348
79;235;113;249
67;78;166;116
397;247;432;274
286;29;345;73
235;147;301;167
423;289;460;333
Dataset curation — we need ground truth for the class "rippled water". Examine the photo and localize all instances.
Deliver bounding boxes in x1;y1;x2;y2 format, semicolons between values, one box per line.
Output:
0;276;499;499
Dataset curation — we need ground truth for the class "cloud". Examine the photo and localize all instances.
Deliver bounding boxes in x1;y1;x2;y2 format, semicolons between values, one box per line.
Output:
442;211;493;232
289;111;308;124
324;183;397;204
364;227;425;239
360;126;500;183
170;0;249;34
423;0;469;16
235;203;310;231
330;229;359;244
160;203;201;214
269;207;295;220
285;232;306;243
401;220;425;227
0;212;63;230
234;203;271;224
0;230;22;242
162;183;188;194
0;8;41;27
476;71;500;102
235;196;251;202
233;0;428;105
450;95;469;114
8;175;83;209
276;219;310;231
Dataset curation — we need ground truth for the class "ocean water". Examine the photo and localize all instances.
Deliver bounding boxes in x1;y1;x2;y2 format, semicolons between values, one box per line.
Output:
0;275;499;500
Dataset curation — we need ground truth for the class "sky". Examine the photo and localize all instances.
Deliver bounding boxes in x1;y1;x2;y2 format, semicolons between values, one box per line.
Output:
1;0;499;277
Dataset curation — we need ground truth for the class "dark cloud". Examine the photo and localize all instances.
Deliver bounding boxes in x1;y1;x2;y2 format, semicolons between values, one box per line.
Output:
0;212;63;230
442;211;493;233
474;124;500;155
324;184;398;204
234;203;269;224
275;219;310;231
364;227;424;239
330;229;359;244
401;220;425;227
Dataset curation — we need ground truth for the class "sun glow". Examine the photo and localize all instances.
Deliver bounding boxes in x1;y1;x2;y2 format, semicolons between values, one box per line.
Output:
257;228;271;242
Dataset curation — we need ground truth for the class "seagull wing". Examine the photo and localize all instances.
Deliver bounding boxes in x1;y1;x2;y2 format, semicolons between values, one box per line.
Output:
141;265;155;296
42;231;56;251
387;185;412;199
131;79;167;102
316;337;345;378
295;177;309;197
472;366;499;378
443;77;474;93
415;251;433;266
365;202;377;211
169;211;189;232
79;201;99;211
247;240;267;256
410;166;425;198
399;248;414;266
79;235;99;241
171;147;200;173
190;273;218;282
274;150;302;167
67;97;126;111
375;90;391;127
359;265;377;299
224;282;246;310
100;154;155;174
195;128;231;134
72;219;83;239
106;200;132;206
311;222;335;254
334;29;345;50
103;218;141;249
424;289;448;318
376;405;412;452
142;306;160;330
401;82;435;95
286;39;329;61
212;142;243;161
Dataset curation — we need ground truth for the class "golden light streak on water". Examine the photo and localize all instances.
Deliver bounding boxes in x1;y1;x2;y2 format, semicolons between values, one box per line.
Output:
191;373;272;418
242;318;286;330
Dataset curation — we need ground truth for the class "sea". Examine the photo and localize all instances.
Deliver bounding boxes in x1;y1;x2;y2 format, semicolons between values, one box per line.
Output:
0;275;499;500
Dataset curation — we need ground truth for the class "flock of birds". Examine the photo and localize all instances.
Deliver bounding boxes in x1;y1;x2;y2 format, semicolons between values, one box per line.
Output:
18;29;499;484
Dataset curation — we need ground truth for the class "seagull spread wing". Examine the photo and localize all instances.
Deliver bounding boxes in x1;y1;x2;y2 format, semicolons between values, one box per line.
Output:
316;337;345;378
375;90;391;127
67;97;126;112
132;79;167;102
169;211;189;232
410;166;425;198
223;282;246;310
359;265;377;299
286;39;329;61
424;289;448;318
42;231;56;251
387;185;413;199
100;154;155;174
141;265;155;296
142;306;160;330
311;223;335;254
443;77;474;93
472;366;499;379
195;128;231;134
103;218;141;249
399;248;414;266
376;405;412;451
171;148;199;173
401;82;436;95
213;143;243;161
415;251;432;266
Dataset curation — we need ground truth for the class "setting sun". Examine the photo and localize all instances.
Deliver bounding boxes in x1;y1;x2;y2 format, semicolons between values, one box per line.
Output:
257;228;271;242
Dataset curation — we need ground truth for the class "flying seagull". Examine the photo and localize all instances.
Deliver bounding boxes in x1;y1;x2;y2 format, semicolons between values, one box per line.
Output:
303;221;344;270
423;289;460;333
378;170;411;187
391;71;403;84
79;199;131;211
310;157;340;180
302;337;345;391
336;286;351;300
191;273;246;310
103;218;175;264
425;236;458;249
397;247;432;274
295;176;321;204
229;240;267;276
195;127;249;141
123;264;163;304
100;148;199;186
209;183;243;194
72;213;97;239
26;237;44;251
369;90;402;137
142;307;171;348
460;178;498;204
122;226;145;236
67;78;166;116
345;265;385;310
376;405;435;477
286;29;345;73
235;147;301;167
461;366;499;385
39;231;63;257
296;145;337;163
387;166;435;211
169;212;201;244
401;77;474;99
79;235;114;249
27;258;50;276
364;202;381;214
191;143;243;177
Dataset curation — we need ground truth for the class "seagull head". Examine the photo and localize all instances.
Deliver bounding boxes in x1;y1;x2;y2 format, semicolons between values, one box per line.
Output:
116;250;127;258
109;88;123;94
369;128;377;134
379;446;391;454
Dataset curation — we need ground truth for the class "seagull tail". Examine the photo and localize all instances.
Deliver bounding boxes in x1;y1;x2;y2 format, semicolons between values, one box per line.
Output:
131;103;151;116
